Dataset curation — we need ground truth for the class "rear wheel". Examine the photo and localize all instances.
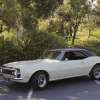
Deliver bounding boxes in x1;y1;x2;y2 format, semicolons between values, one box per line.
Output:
32;72;47;90
90;65;100;80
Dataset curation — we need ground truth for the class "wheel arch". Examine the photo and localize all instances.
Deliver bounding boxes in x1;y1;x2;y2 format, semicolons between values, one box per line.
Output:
89;63;100;74
28;70;50;83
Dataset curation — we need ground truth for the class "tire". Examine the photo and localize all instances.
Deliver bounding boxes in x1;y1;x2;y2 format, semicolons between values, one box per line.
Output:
89;65;100;80
32;71;47;90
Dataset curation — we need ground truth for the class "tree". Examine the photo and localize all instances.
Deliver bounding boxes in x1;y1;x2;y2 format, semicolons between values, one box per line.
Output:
65;0;88;45
46;0;89;45
0;0;23;36
87;0;95;38
0;0;64;34
80;0;97;38
95;0;100;26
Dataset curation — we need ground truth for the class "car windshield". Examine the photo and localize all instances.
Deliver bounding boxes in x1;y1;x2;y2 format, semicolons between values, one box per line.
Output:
40;51;61;60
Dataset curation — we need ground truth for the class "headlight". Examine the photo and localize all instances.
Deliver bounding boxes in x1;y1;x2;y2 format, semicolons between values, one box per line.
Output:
17;69;21;73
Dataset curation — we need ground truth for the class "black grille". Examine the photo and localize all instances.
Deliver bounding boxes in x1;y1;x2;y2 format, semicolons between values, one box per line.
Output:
17;74;20;78
2;69;14;75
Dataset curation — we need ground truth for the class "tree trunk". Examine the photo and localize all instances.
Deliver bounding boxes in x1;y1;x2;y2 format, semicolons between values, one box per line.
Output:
72;28;77;45
70;26;72;36
0;24;3;33
88;29;91;38
81;27;82;31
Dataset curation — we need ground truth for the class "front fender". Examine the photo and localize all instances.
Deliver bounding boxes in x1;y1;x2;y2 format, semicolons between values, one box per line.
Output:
19;61;59;83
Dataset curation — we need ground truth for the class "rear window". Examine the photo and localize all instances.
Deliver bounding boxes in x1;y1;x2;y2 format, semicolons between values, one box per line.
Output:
81;50;96;57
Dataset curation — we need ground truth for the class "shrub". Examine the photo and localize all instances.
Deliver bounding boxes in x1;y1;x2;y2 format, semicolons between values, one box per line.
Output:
0;31;68;65
69;40;100;56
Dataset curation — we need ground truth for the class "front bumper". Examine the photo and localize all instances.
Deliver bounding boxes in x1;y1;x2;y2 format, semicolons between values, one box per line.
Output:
0;66;23;81
2;73;23;81
4;77;23;81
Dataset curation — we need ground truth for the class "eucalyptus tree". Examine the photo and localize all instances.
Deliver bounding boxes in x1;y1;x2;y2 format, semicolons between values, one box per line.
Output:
0;0;23;37
0;0;63;34
48;0;88;45
64;0;88;45
86;0;96;38
95;0;100;26
80;0;97;38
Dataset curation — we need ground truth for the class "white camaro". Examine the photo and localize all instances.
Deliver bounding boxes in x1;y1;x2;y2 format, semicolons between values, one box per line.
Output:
0;48;100;90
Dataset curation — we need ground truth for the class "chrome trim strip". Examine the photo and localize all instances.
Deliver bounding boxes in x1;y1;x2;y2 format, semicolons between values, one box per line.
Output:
14;78;23;80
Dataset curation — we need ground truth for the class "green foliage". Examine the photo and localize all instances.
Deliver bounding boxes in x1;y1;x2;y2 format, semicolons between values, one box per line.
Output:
33;28;68;59
68;28;100;56
95;0;100;26
0;0;64;32
1;0;100;66
0;29;67;65
0;32;34;65
67;28;100;45
72;40;100;56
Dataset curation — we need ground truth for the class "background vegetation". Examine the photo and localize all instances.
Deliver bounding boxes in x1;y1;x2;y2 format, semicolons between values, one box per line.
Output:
0;0;100;65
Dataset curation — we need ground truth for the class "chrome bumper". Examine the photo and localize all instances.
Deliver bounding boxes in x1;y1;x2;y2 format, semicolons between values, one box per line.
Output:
14;78;23;80
2;73;23;81
4;77;23;81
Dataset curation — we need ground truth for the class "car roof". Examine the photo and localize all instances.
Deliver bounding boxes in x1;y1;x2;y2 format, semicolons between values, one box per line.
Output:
47;48;96;57
48;48;84;51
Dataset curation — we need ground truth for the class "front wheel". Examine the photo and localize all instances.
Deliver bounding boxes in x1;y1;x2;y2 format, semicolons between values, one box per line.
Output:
90;65;100;80
32;72;47;90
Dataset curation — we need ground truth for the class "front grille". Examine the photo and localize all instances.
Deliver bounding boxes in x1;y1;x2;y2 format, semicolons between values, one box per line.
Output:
2;69;14;75
1;67;21;78
17;74;20;78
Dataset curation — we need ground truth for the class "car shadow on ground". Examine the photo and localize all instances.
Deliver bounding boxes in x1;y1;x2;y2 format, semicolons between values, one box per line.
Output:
31;76;100;100
46;76;93;90
32;76;96;96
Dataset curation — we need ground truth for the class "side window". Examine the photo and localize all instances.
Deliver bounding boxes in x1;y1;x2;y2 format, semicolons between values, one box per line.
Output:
62;51;87;61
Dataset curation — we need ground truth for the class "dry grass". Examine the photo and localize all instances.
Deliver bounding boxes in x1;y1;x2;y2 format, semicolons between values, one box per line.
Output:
68;28;100;45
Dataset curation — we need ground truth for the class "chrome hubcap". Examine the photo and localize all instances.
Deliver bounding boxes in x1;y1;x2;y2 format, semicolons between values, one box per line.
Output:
94;67;100;78
38;74;46;88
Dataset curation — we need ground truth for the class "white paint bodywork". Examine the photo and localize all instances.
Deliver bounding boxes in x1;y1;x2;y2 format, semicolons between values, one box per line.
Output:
1;56;100;83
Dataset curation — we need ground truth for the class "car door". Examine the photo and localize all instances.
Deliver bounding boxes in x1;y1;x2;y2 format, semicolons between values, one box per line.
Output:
58;59;85;78
58;51;86;78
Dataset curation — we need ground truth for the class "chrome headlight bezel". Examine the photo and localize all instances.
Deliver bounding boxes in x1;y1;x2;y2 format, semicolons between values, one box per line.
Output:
14;70;17;76
13;69;21;76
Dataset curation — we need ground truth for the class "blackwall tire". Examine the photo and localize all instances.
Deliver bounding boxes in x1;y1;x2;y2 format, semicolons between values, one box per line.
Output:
32;72;47;90
90;65;100;80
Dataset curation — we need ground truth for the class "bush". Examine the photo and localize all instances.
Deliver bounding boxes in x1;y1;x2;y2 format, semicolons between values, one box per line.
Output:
69;40;100;56
33;31;68;59
0;31;68;65
0;33;34;65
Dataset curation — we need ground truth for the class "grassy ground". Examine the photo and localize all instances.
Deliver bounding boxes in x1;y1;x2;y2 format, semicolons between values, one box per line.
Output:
68;28;100;45
67;27;100;56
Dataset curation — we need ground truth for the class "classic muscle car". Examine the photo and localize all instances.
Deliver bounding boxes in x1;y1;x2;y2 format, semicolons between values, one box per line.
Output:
0;48;100;90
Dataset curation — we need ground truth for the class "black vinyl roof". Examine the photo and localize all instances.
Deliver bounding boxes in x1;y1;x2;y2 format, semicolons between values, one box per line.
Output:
48;48;83;51
48;48;96;57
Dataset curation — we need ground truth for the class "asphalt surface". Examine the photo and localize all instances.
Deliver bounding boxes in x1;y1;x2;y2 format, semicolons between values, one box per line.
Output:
0;76;100;100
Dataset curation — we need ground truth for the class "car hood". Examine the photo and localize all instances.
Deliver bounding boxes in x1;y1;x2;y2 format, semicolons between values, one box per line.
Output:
2;59;59;68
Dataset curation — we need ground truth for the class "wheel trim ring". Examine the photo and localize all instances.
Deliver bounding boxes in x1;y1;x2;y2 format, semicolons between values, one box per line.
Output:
94;67;100;78
38;74;46;88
